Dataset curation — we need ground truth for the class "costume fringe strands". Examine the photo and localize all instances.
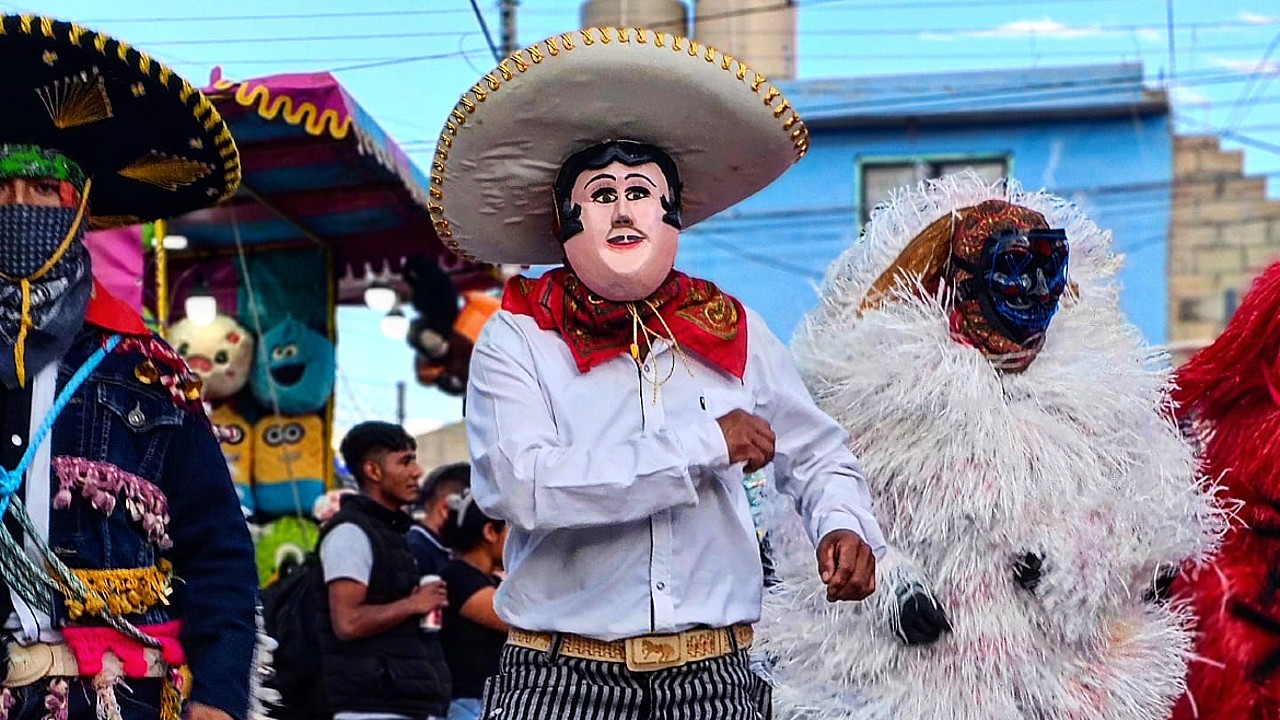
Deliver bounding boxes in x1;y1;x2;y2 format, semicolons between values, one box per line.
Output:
1168;260;1280;720
757;173;1226;720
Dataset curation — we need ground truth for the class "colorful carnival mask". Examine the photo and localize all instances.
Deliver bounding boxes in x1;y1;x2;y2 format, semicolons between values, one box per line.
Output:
556;142;682;302
250;316;335;414
170;314;255;400
0;144;92;388
948;200;1069;372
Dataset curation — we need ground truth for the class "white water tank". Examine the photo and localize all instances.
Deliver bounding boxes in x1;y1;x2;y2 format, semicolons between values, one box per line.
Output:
581;0;689;38
693;0;796;80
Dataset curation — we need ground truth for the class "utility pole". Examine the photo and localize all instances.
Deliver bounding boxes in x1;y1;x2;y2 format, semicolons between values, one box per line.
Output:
395;381;406;426
500;0;518;57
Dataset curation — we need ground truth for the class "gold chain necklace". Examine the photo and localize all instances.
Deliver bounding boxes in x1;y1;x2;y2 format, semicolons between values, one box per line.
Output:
627;299;695;404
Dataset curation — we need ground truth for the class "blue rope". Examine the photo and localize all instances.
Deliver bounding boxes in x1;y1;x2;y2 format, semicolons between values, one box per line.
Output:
0;334;121;517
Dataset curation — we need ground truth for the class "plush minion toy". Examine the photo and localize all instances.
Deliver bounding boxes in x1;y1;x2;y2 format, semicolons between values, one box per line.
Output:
210;403;254;514
251;413;326;518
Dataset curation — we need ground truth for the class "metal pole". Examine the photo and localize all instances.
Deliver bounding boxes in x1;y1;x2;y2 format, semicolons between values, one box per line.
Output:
153;219;169;339
396;380;407;426
500;0;518;57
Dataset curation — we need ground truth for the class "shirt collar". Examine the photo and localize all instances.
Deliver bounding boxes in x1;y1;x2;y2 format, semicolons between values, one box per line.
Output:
85;279;150;336
410;524;449;551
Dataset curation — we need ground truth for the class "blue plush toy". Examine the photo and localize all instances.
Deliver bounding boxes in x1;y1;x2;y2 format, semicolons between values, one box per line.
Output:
250;316;335;414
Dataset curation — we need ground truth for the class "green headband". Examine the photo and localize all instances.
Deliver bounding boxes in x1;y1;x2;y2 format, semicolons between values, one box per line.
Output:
0;144;87;192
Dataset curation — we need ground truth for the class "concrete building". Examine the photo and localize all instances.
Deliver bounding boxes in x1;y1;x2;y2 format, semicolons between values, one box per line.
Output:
679;63;1176;343
1167;135;1280;363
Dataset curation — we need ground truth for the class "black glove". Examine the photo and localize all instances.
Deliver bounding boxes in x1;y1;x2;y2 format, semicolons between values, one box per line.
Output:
1013;552;1044;592
897;591;951;645
1145;564;1178;603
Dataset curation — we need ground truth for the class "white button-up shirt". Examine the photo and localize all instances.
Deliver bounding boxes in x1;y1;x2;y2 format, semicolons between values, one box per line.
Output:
467;306;886;641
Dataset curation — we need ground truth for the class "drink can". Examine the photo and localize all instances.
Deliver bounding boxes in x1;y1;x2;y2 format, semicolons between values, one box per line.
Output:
419;575;443;632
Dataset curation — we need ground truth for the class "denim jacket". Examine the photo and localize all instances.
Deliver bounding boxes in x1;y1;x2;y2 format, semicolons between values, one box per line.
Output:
40;284;257;720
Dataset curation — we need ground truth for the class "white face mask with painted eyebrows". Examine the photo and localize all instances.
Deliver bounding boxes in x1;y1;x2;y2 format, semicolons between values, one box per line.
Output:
563;160;679;301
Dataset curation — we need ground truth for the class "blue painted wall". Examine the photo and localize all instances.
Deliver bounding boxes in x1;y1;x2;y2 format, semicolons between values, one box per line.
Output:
677;83;1174;344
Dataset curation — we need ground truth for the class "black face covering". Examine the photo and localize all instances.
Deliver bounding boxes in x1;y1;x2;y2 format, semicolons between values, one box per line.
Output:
0;203;92;389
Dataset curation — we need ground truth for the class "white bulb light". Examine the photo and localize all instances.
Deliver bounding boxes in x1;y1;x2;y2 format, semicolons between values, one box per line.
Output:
364;283;398;313
161;234;189;251
381;308;410;340
185;293;218;327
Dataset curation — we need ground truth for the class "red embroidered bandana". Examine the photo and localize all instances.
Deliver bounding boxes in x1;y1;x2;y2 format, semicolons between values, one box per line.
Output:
502;267;749;380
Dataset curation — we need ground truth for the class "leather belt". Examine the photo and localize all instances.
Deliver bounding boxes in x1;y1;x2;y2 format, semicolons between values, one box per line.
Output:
3;642;168;687
508;625;753;673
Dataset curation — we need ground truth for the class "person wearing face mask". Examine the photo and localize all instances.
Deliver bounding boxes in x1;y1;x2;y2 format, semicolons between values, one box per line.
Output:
431;28;886;720
0;15;257;720
756;173;1223;720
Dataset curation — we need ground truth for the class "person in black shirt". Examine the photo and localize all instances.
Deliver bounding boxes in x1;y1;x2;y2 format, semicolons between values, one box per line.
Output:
438;489;507;720
407;462;470;576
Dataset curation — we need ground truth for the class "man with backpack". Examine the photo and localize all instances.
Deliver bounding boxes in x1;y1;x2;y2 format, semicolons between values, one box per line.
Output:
317;421;451;720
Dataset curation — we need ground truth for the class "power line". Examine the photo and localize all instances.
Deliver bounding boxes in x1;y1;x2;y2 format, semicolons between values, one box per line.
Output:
118;17;1278;48
79;9;476;23
801;67;1246;116
468;0;502;64
800;41;1277;61
1225;30;1280;131
154;39;1280;67
328;49;486;74
135;30;466;46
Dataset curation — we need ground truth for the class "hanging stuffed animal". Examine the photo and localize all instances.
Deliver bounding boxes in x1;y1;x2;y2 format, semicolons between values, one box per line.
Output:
251;414;327;518
170;314;255;400
403;256;498;396
250;316;335;414
254;515;320;587
210;404;255;515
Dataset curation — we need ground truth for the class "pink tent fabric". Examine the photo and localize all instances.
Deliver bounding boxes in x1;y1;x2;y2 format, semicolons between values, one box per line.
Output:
85;227;144;311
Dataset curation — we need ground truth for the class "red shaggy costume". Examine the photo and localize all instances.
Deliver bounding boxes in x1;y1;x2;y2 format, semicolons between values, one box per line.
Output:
1171;260;1280;720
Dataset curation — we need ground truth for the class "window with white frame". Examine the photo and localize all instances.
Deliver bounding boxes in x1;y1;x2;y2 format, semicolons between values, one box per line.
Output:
859;157;1009;223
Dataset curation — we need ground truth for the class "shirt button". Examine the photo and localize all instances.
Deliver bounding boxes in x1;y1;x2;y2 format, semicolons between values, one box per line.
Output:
9;434;21;446
656;582;666;591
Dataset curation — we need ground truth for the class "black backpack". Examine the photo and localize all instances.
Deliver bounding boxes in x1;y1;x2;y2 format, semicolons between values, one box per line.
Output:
261;553;329;720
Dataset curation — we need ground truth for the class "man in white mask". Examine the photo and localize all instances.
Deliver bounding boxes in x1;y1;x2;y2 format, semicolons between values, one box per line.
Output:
432;27;886;720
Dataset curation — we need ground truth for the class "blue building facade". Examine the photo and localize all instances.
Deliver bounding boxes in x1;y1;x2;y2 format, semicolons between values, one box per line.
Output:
680;63;1174;343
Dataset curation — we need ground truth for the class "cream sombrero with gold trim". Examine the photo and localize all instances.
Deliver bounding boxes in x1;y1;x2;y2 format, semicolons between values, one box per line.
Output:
0;14;239;227
430;27;809;265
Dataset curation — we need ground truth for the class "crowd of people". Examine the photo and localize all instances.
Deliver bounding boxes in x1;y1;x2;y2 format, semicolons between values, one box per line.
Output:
4;10;1280;720
309;424;507;720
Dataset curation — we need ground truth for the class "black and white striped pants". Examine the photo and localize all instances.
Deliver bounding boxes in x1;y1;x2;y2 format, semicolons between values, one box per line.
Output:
480;644;772;720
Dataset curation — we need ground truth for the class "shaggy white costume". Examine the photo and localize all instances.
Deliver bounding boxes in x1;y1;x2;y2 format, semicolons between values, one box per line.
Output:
758;174;1223;720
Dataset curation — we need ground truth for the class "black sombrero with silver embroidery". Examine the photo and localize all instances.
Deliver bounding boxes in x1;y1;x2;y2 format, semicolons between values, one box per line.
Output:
0;14;239;227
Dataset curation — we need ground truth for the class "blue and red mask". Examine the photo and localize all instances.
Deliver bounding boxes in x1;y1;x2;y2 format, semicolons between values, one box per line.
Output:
948;200;1069;372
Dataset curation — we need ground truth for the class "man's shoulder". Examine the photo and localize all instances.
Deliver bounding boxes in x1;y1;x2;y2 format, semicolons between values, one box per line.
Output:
320;521;370;549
